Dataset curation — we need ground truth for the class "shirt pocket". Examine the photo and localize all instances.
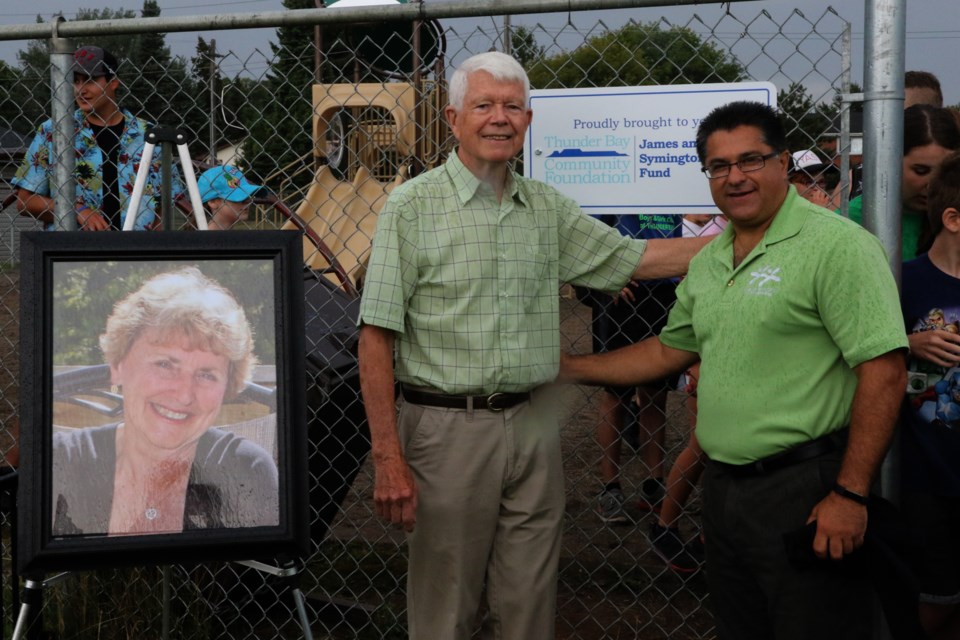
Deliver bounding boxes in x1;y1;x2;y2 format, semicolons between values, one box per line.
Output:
512;227;550;300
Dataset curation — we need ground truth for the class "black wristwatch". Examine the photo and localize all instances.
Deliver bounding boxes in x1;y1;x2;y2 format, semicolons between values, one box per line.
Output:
832;482;869;506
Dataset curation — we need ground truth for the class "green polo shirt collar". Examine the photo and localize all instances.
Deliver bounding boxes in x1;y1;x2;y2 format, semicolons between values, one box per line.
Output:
712;185;805;274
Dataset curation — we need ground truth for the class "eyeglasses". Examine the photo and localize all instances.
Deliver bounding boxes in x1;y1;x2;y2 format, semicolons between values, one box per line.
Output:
791;176;828;190
701;151;781;179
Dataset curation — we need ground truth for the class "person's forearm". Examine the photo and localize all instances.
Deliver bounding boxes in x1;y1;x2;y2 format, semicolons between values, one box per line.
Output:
837;350;907;495
632;235;712;280
16;188;103;228
561;337;698;388
358;324;402;463
358;323;420;530
16;189;55;224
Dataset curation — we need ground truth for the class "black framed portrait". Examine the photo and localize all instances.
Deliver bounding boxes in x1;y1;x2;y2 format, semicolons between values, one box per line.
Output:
17;230;308;573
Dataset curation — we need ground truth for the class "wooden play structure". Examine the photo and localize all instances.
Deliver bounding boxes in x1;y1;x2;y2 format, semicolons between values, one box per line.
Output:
281;78;450;295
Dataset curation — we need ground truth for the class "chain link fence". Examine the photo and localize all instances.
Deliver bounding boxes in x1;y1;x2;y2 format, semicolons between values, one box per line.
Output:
0;3;853;637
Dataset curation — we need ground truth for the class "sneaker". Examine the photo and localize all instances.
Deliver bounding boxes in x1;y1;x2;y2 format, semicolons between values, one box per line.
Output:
596;487;630;524
635;478;665;513
648;523;702;574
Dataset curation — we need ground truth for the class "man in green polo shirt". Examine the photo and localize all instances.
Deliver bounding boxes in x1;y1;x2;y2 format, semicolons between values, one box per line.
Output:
357;52;710;640
562;101;908;640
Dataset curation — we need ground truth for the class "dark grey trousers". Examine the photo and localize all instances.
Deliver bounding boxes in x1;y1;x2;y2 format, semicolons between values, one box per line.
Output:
702;452;874;640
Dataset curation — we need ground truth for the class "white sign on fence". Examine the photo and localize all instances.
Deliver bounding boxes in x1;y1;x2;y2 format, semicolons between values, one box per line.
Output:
523;82;777;215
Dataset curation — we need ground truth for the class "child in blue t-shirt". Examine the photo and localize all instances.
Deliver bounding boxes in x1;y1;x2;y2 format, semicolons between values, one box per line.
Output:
900;149;960;639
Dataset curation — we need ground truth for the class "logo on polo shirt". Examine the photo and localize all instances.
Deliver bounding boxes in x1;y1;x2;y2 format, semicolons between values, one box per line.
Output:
746;265;781;297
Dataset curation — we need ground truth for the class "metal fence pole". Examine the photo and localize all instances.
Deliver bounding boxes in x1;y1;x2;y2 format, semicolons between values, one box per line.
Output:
49;20;76;232
838;21;852;218
861;0;905;269
863;1;906;635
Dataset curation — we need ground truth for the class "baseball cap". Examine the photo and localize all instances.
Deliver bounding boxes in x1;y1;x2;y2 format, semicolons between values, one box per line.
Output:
198;166;264;203
71;46;118;79
790;149;836;176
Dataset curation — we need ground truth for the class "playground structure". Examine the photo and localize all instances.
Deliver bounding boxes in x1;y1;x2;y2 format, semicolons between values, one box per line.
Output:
279;15;452;295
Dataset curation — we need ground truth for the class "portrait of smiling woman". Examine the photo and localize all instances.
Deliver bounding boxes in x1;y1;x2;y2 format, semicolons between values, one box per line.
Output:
51;266;280;537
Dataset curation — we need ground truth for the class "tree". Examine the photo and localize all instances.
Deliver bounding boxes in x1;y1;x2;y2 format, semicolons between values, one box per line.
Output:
220;76;272;150
831;82;864;113
124;0;194;134
53;260;276;366
778;81;837;153
185;36;219;161
526;22;745;89
243;0;317;196
187;37;271;167
511;26;545;69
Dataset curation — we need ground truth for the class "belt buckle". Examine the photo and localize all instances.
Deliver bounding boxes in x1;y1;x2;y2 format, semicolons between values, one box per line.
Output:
485;392;506;412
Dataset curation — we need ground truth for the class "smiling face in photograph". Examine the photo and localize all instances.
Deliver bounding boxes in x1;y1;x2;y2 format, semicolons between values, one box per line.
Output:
111;329;229;455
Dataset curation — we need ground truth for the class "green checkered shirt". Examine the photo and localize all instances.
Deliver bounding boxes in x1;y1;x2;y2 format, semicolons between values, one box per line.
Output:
359;151;646;394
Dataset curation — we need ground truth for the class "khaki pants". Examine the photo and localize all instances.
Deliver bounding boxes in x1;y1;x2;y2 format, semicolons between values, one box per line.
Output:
398;393;564;640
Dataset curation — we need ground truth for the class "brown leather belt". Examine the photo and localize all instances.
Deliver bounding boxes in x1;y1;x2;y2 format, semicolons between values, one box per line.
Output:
400;386;531;412
713;429;848;477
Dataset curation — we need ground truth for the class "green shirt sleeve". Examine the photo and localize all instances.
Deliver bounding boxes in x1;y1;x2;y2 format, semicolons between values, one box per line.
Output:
555;195;646;292
358;186;419;333
815;226;907;368
658;276;698;353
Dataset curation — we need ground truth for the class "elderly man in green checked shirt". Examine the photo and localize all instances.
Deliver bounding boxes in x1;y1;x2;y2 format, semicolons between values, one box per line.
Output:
357;51;710;640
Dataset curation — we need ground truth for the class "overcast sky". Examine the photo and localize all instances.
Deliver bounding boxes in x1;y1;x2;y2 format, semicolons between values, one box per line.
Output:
1;0;958;105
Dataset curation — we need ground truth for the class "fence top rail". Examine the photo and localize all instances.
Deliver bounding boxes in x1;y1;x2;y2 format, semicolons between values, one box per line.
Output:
0;0;760;42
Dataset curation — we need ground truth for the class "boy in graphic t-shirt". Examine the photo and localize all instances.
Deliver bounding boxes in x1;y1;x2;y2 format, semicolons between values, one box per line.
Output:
900;149;960;640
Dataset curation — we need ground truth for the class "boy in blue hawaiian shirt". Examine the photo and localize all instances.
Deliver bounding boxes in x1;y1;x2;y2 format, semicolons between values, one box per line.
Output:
13;45;183;231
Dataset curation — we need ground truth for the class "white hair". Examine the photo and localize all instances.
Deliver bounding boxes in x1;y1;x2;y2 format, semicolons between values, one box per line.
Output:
448;51;530;111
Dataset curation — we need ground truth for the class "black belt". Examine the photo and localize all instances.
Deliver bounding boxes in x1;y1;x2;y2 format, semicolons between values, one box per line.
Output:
714;429;848;478
400;386;531;412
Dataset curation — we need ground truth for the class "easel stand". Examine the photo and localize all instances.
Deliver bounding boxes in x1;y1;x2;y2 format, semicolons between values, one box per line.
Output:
11;560;313;640
12;127;310;639
124;126;207;231
233;558;315;640
11;572;71;640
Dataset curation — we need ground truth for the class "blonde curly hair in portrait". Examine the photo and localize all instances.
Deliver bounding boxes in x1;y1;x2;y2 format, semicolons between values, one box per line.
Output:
99;266;256;399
